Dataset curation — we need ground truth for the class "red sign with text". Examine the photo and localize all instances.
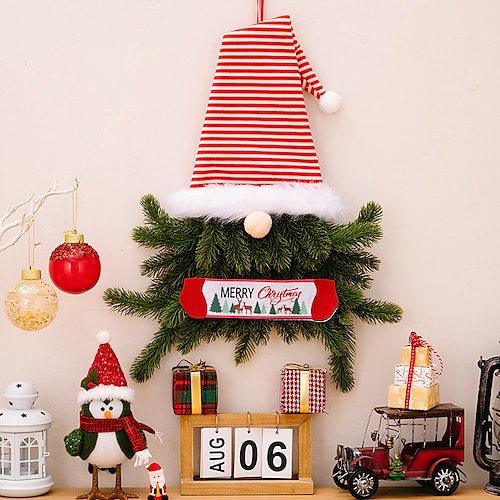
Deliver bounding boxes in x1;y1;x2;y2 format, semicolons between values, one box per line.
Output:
179;278;338;322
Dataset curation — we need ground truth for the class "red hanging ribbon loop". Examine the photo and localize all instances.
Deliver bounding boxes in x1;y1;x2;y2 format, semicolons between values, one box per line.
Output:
404;331;443;409
257;0;265;23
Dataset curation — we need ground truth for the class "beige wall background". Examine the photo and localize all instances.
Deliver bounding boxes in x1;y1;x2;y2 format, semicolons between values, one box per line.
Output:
1;0;499;490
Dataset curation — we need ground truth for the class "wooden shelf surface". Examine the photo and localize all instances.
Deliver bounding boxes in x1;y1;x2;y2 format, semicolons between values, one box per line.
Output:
5;485;492;499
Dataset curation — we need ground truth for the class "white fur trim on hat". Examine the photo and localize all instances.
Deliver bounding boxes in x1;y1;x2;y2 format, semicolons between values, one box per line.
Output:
164;183;344;222
78;384;135;405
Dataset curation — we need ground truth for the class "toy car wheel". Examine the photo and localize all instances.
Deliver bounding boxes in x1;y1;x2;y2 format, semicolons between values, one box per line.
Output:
332;462;349;490
430;463;460;496
348;467;379;499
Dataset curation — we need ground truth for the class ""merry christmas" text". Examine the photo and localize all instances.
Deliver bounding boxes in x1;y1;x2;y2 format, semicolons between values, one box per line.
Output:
257;286;302;305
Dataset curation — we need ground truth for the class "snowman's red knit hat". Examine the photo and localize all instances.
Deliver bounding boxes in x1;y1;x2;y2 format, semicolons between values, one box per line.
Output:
78;330;134;405
165;14;343;222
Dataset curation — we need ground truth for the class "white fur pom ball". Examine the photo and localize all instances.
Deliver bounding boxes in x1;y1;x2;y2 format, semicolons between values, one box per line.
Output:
319;90;342;113
244;211;273;238
96;330;111;344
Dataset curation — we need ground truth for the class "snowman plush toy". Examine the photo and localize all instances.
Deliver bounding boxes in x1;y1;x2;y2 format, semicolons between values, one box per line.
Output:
64;330;162;500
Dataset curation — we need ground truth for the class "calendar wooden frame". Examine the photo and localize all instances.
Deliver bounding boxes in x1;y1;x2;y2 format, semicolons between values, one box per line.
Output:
180;413;313;495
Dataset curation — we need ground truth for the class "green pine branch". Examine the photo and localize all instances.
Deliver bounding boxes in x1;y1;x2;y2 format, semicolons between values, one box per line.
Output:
103;288;165;320
234;321;272;364
129;325;176;382
352;298;404;325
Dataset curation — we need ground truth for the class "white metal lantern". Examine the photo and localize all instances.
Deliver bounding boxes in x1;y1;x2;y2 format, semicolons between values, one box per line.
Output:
0;382;53;497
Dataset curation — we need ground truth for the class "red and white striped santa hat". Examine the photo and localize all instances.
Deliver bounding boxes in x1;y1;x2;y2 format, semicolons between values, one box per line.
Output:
166;5;343;223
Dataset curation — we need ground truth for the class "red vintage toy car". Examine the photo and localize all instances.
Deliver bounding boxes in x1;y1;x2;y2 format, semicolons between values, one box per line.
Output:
332;403;466;498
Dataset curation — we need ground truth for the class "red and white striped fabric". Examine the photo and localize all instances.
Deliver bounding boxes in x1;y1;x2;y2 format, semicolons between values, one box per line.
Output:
192;15;325;188
166;15;342;221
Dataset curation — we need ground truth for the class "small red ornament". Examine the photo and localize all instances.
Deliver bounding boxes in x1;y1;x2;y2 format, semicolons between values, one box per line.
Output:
49;231;101;294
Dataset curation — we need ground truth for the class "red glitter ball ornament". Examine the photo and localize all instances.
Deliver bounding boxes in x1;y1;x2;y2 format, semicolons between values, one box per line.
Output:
49;232;101;294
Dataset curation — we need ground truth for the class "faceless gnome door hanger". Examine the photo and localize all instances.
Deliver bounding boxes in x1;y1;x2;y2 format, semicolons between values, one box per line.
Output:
103;0;403;392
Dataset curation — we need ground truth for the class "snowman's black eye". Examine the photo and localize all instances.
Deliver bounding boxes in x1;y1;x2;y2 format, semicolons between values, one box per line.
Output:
109;406;113;411
101;407;105;412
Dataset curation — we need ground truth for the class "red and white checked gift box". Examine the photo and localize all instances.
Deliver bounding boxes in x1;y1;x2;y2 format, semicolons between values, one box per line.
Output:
280;364;327;414
394;364;438;387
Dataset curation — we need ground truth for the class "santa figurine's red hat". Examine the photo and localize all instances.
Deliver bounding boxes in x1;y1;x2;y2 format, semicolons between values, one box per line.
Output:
165;9;343;233
78;330;134;405
146;462;162;472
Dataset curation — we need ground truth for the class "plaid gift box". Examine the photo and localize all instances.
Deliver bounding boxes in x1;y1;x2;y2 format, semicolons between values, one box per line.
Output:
172;360;217;415
280;364;327;414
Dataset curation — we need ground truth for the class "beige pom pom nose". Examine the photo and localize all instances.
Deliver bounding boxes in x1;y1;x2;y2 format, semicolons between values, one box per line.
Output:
244;211;273;238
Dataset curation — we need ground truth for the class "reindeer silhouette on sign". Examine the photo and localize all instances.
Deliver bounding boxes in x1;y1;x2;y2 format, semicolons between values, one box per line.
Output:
233;299;244;314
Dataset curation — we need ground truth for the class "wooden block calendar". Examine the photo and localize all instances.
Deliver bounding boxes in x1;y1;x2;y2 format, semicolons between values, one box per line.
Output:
180;413;313;495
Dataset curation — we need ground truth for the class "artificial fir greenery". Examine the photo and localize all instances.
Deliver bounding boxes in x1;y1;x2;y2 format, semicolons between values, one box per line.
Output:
103;194;402;392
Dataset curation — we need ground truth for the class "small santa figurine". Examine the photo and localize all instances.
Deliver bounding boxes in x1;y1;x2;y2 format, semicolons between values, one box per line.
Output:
147;462;168;500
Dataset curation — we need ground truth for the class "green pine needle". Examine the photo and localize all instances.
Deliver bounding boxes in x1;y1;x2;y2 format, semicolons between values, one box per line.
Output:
130;326;175;382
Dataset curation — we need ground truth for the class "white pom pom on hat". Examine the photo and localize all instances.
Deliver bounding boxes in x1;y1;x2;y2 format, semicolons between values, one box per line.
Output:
96;330;111;344
319;90;342;114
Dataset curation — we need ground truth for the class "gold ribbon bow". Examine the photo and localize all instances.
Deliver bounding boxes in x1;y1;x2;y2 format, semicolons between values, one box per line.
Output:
189;360;207;415
284;363;311;413
175;359;207;415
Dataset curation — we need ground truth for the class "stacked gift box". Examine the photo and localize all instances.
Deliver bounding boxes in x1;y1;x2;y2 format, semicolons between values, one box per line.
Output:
388;333;442;411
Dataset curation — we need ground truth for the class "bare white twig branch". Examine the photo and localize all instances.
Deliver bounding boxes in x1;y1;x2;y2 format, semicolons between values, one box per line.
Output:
0;179;79;253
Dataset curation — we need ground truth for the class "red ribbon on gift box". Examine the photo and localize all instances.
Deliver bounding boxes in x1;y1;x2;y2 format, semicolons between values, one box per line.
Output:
404;332;444;409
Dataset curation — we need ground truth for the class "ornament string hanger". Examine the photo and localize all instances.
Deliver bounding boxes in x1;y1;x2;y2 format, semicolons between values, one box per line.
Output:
23;219;41;279
72;181;78;232
257;0;265;22
67;178;81;240
26;219;41;275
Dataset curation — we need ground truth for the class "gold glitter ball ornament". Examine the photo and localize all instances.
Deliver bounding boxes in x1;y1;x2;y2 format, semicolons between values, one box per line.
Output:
4;269;59;331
